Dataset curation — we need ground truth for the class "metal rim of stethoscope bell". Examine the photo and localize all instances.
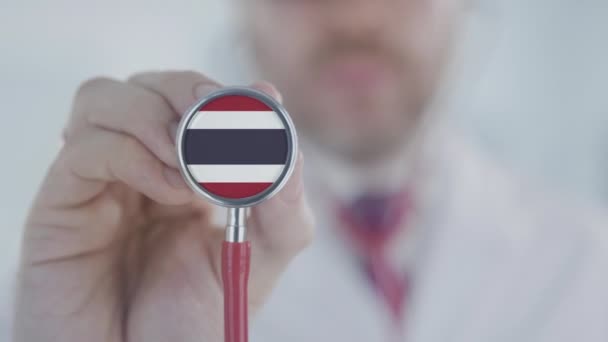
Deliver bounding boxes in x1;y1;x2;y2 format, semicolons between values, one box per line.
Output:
176;86;298;208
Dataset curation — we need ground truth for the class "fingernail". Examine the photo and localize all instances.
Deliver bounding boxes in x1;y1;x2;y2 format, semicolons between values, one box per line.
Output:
273;88;283;103
164;167;188;190
251;81;283;103
194;83;220;99
279;152;304;203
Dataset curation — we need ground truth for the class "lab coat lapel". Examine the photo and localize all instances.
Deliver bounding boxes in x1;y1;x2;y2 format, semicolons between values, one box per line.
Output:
251;193;390;341
402;133;519;342
403;133;602;342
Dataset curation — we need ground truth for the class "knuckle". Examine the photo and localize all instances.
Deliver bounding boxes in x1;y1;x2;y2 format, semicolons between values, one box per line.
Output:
129;124;168;161
141;94;174;123
51;141;92;181
128;99;171;143
59;139;83;165
49;144;74;176
167;70;206;82
138;122;166;149
157;70;210;90
75;76;114;99
91;193;126;232
118;135;158;180
119;135;144;160
126;70;156;83
155;71;182;90
71;76;118;125
61;124;73;142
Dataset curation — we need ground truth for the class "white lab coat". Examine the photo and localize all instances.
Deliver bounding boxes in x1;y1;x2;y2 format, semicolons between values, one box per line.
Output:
2;128;605;342
201;24;608;340
250;127;608;342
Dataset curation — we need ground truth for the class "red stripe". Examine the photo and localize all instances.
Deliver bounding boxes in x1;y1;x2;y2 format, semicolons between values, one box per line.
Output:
199;95;272;111
201;182;273;199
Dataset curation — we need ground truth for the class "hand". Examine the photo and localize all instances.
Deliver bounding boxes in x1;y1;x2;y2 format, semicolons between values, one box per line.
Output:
13;71;315;342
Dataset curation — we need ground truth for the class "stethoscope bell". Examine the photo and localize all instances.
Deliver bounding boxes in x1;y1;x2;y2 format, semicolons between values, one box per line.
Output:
176;86;298;342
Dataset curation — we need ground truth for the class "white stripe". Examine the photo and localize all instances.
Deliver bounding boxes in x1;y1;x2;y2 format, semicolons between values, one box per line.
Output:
188;111;284;129
187;164;285;183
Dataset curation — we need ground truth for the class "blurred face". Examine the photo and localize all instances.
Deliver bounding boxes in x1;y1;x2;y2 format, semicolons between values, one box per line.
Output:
242;0;464;162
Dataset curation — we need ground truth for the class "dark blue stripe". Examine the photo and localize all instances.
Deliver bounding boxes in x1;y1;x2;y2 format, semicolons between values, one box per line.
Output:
184;129;288;165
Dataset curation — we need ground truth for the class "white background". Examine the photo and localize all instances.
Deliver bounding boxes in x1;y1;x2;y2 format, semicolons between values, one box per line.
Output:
0;0;607;339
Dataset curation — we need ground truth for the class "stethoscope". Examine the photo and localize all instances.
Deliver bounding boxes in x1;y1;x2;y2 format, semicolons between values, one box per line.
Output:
176;86;298;342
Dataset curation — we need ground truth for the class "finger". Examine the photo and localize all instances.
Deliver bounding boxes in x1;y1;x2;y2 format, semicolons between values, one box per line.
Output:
66;77;179;168
246;152;315;301
249;81;283;103
127;70;221;115
39;130;192;209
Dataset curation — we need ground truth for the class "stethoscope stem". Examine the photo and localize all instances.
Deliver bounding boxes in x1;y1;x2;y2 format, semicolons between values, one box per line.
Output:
222;207;251;342
177;87;297;342
226;207;248;242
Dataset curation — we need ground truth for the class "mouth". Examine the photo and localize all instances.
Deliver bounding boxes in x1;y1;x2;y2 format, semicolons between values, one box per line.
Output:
310;55;402;126
319;55;395;94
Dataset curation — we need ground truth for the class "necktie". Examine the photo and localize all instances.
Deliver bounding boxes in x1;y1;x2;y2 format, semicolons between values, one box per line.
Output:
336;190;411;328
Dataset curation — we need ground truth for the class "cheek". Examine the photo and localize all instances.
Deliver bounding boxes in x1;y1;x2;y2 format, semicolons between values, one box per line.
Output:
392;0;461;53
249;10;319;82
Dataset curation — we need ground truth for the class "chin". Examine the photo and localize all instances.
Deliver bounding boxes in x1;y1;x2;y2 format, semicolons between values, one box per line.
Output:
314;121;407;164
325;110;419;163
343;136;406;164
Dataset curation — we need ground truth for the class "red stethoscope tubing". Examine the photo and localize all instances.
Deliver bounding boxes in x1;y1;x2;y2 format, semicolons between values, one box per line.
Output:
221;241;252;342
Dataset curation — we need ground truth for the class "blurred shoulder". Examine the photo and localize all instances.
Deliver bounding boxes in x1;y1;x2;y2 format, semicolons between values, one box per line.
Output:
414;125;608;341
433;126;608;250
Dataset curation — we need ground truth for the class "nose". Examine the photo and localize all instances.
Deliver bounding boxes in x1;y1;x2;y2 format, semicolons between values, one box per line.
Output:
323;0;389;38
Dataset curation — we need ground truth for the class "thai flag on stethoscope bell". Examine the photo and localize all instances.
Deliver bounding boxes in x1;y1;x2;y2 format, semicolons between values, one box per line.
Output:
183;94;288;199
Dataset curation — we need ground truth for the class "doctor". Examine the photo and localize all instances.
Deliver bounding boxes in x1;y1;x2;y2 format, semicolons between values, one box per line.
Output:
13;0;608;341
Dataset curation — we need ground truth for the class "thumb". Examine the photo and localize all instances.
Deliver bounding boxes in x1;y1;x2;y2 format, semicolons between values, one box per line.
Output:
246;152;315;302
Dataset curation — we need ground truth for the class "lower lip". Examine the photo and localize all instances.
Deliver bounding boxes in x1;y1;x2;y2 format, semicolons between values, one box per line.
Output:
322;59;392;92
